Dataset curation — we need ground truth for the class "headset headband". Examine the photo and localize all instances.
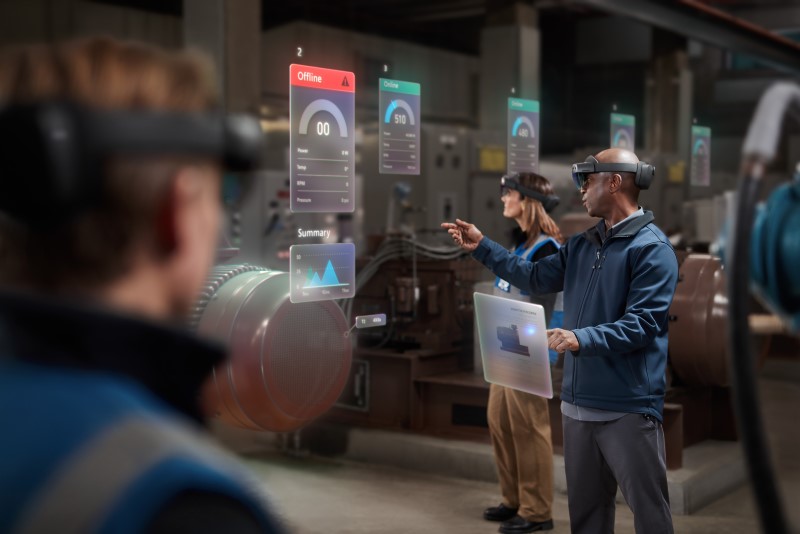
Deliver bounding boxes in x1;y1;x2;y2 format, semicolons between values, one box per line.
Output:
571;155;655;190
501;173;560;213
0;100;263;225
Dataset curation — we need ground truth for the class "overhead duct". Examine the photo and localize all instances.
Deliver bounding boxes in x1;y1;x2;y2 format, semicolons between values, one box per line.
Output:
192;265;351;432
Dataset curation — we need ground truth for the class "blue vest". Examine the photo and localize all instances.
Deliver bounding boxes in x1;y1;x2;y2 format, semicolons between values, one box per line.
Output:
0;360;282;534
495;236;560;297
495;235;564;364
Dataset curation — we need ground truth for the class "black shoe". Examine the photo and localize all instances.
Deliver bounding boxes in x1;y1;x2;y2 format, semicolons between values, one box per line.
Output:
483;503;519;522
498;515;554;533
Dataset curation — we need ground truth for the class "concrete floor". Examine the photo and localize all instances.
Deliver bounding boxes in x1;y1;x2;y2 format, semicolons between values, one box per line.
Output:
231;377;800;533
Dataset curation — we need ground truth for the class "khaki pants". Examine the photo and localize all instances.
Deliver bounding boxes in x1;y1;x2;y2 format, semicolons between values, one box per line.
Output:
487;383;554;522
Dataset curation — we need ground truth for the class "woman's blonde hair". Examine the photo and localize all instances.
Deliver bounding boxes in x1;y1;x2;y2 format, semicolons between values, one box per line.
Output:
516;172;565;248
0;37;218;291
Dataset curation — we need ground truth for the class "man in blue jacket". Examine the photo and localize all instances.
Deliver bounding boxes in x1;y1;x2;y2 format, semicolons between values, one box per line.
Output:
442;148;678;534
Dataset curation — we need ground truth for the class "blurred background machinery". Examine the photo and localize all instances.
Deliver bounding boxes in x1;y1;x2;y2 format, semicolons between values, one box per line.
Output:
191;265;352;433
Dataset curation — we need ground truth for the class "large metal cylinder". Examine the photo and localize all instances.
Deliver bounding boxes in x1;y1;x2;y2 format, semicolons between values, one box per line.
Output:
669;254;770;387
193;265;351;432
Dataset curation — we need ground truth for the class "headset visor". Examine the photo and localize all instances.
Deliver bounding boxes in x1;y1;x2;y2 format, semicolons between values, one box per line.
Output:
499;173;560;213
571;155;639;190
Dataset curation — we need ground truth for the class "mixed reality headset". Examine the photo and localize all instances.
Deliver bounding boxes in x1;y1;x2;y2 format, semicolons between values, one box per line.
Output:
500;173;560;213
571;155;655;191
0;100;263;226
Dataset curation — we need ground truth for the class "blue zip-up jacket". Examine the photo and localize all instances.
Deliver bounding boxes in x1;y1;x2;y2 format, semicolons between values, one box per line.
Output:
472;211;678;421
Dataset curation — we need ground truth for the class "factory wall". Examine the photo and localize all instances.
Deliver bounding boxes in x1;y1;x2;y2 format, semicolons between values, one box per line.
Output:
0;0;180;48
1;1;793;242
260;21;480;124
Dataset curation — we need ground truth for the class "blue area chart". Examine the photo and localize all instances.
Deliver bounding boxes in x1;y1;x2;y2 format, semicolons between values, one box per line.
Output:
290;243;355;303
304;260;348;288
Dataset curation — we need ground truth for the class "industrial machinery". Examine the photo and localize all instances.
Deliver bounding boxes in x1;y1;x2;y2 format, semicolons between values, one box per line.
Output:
726;82;800;534
192;265;352;432
325;235;486;430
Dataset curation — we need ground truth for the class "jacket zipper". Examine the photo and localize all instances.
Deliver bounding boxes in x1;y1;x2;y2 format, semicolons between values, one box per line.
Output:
571;248;603;401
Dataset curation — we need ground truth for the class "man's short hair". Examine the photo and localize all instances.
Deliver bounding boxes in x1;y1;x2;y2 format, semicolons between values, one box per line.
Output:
0;38;218;291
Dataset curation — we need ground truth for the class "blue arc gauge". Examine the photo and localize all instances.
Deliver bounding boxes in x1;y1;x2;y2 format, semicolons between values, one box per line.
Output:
384;99;416;125
512;116;536;137
693;138;708;155
613;129;633;149
378;78;421;175
507;97;539;174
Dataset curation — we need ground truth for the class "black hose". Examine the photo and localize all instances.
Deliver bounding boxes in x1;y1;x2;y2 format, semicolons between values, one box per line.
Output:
727;169;789;534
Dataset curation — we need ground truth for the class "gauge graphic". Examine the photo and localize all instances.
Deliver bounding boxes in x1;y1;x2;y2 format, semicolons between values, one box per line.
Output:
511;116;536;138
290;64;355;213
609;113;636;152
298;99;349;137
690;125;711;186
507;98;539;174
692;138;708;155
290;243;355;303
379;78;421;175
384;99;416;125
612;128;633;149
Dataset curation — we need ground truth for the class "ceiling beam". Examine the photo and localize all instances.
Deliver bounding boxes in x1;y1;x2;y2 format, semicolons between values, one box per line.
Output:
566;0;800;75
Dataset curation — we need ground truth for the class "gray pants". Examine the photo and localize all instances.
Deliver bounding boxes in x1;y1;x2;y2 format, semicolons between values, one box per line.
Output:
563;413;674;534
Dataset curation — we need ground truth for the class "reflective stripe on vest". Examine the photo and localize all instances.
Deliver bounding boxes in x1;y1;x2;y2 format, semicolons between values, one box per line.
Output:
12;415;265;534
495;235;560;296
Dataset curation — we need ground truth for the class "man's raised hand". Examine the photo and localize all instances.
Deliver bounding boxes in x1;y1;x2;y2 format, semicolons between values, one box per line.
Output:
440;218;484;252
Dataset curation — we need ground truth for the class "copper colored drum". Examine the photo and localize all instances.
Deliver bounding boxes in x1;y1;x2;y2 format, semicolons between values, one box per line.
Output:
669;254;730;386
194;266;351;432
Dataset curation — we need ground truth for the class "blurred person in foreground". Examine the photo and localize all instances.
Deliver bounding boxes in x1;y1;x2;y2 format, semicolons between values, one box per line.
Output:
443;149;677;534
0;37;283;533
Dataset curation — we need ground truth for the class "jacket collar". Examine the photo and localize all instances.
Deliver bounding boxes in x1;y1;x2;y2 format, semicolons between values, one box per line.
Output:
0;290;225;423
583;210;655;247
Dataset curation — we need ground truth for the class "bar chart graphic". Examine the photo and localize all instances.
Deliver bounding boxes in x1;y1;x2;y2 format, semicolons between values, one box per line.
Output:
290;243;355;303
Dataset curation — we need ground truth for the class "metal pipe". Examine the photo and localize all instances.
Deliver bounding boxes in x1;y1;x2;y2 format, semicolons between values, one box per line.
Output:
727;82;800;534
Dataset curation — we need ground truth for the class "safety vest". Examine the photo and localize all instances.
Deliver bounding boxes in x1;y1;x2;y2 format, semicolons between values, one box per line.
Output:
494;234;564;364
0;360;282;534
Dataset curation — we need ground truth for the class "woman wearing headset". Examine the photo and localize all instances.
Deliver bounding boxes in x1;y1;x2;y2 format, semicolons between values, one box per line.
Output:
483;172;564;534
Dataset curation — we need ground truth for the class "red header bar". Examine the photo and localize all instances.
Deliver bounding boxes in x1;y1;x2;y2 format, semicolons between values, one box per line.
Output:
290;64;355;93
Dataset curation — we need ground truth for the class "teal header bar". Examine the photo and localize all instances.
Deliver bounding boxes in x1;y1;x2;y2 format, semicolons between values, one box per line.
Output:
692;125;711;137
611;113;635;126
508;98;539;112
380;78;420;96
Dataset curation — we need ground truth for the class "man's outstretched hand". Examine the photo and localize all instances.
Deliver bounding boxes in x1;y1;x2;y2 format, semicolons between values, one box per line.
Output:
441;219;484;252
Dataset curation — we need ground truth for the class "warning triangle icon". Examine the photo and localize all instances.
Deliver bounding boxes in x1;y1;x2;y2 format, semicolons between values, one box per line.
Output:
342;76;349;87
